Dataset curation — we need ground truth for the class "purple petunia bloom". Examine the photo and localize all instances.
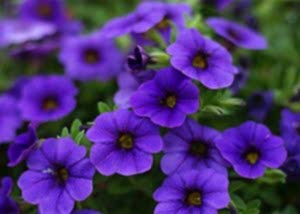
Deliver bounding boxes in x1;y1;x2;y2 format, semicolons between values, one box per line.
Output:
18;137;95;214
0;95;22;144
19;75;78;122
153;169;230;214
130;67;199;128
206;17;268;50
0;19;56;48
59;32;122;81
7;125;38;167
247;91;273;122
130;2;192;45
87;109;163;176
0;177;19;214
280;108;300;140
161;118;228;175
216;121;287;179
167;28;238;89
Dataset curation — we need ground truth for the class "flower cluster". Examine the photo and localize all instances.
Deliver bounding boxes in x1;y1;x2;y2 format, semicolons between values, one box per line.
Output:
0;0;294;213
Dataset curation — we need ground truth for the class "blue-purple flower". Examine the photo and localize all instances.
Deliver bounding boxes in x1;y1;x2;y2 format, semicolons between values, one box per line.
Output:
153;169;230;214
0;95;22;144
130;67;199;128
72;210;101;214
0;177;19;214
18;137;95;214
7;125;38;167
59;32;122;81
216;121;287;179
280;108;300;140
167;28;238;89
87;109;163;176
247;91;273;122
0;19;56;48
161;118;228;175
206;17;267;50
19;75;78;122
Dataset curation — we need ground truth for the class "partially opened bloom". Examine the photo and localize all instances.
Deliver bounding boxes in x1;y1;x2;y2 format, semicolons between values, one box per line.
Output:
153;169;230;214
130;67;199;128
59;32;122;81
229;66;249;94
18;137;95;214
161;118;228;175
7;125;38;167
247;91;273;122
280;108;300;140
19;75;78;122
206;17;267;50
0;95;22;144
87;109;163;176
216;121;287;179
0;19;56;48
167;28;238;89
0;177;19;214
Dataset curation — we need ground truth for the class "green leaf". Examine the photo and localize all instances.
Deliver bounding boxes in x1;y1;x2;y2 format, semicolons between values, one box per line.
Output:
229;181;246;193
97;101;111;114
71;119;82;138
231;194;247;210
61;127;70;137
75;131;85;145
257;169;286;184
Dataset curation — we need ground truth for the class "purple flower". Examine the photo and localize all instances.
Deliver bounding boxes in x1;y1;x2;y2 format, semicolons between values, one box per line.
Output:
216;121;287;179
7;125;38;167
130;67;199;128
153;169;230;214
59;32;122;81
0;177;19;214
19;75;78;122
87;109;163;176
167;28;238;89
229;66;248;94
131;2;192;45
0;95;22;144
280;108;300;140
206;17;268;50
161;118;228;175
19;0;66;23
7;77;31;99
127;46;151;73
209;0;232;10
0;19;56;48
18;137;95;214
280;135;300;179
247;91;273;122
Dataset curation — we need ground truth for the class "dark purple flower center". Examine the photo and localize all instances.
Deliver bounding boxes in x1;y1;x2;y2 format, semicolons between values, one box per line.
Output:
190;141;209;157
83;49;100;64
227;27;243;41
185;191;202;206
37;3;53;18
161;94;177;108
192;53;208;69
42;97;58;111
56;168;69;183
156;18;170;30
244;148;260;165
118;133;134;149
